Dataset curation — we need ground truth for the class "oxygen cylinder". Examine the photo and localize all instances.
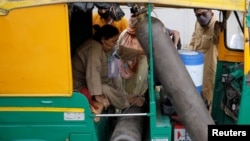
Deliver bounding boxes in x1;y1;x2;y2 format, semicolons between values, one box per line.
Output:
136;13;215;141
110;106;144;141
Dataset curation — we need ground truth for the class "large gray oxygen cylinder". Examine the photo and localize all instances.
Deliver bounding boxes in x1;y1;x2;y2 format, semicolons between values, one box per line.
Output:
135;13;215;141
110;106;144;141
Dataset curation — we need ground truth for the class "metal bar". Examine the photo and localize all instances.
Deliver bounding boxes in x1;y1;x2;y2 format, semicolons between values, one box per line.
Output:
95;113;148;117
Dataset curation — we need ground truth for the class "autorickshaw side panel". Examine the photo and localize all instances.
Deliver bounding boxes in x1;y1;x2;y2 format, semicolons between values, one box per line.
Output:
0;4;72;96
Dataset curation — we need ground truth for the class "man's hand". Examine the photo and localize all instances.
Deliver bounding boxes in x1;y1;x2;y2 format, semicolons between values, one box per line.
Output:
214;21;224;32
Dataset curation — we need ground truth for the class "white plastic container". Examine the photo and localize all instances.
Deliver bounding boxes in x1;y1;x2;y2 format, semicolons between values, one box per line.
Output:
178;50;204;95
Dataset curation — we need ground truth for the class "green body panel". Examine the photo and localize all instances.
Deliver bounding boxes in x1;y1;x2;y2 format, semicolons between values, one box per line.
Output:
212;62;235;124
247;6;250;27
238;76;250;124
212;61;243;124
213;62;250;125
94;112;113;141
238;5;250;124
150;90;172;140
147;4;172;140
0;92;98;141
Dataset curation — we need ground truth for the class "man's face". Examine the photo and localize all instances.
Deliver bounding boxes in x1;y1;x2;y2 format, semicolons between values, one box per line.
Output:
194;9;212;27
98;8;110;19
195;9;209;17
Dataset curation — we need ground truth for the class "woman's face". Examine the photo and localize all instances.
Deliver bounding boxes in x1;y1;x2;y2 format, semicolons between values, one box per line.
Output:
102;35;119;52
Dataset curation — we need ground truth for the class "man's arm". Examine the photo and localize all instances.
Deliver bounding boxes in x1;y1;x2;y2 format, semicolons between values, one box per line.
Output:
189;22;198;50
169;29;180;48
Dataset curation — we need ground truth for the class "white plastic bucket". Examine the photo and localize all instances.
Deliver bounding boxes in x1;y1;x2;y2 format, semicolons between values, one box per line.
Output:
178;50;204;95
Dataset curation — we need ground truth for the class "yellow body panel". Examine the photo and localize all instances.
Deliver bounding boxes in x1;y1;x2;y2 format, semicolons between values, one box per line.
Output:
0;1;248;96
0;4;72;96
0;107;84;112
217;32;244;63
0;0;247;15
244;23;250;74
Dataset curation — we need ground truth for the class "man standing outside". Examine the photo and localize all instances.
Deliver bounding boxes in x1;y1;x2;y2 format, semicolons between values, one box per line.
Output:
189;8;222;111
92;3;128;33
